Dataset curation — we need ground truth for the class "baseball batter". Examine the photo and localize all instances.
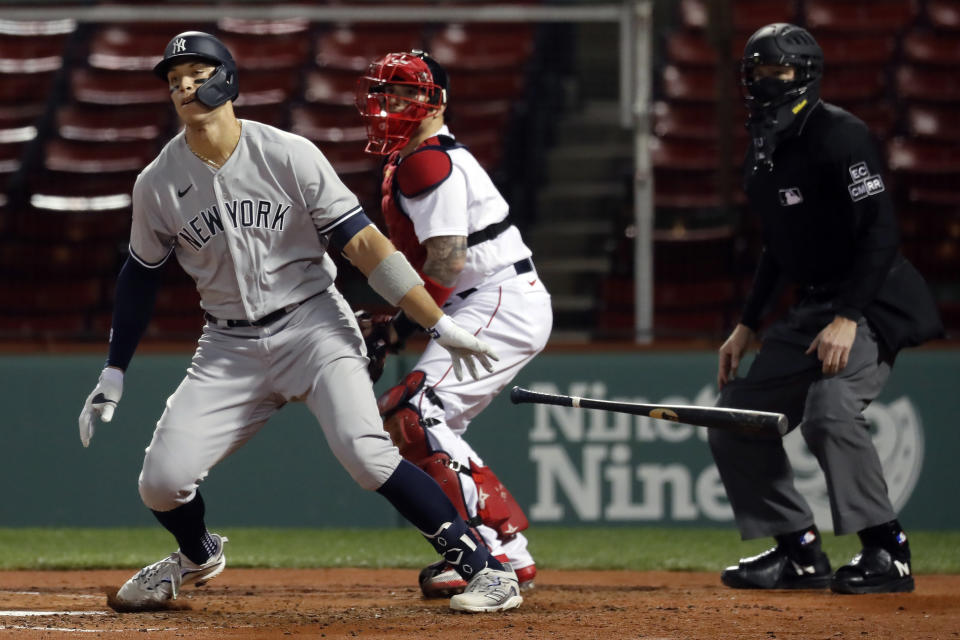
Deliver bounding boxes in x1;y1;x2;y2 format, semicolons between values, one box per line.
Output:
76;31;523;614
355;51;552;597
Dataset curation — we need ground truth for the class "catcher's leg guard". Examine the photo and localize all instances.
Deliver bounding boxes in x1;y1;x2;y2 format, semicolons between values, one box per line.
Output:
378;371;472;524
469;460;530;541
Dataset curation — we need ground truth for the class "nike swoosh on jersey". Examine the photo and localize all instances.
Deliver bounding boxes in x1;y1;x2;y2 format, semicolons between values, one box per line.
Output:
528;279;537;286
177;184;193;198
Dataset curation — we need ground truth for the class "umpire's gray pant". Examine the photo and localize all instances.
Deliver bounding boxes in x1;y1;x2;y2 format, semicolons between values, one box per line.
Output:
709;301;897;539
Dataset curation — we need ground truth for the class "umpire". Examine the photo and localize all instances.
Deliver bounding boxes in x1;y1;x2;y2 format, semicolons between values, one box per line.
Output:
710;23;943;594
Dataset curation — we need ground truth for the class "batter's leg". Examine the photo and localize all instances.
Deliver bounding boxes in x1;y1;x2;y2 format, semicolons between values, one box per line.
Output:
297;332;506;583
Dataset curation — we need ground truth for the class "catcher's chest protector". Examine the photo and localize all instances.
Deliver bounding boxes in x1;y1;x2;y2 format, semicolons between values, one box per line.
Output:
381;153;427;271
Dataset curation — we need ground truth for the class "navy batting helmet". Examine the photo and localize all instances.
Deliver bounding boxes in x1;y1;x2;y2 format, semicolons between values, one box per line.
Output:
154;31;239;108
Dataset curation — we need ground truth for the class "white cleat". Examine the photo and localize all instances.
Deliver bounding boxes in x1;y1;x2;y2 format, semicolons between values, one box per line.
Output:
449;566;523;613
115;534;228;609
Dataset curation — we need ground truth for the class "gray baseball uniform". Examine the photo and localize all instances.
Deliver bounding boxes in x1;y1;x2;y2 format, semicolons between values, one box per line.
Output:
130;120;400;509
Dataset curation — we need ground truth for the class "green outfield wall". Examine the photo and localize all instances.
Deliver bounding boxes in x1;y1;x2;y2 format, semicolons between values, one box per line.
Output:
1;349;957;529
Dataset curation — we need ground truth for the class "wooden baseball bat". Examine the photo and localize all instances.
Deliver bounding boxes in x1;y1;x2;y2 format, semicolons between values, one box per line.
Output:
510;386;789;436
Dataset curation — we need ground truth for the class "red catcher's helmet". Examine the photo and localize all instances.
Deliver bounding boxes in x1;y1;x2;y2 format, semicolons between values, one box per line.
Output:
356;51;446;155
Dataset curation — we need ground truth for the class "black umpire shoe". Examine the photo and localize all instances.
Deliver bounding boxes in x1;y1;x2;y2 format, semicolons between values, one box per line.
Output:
721;546;832;589
830;547;915;594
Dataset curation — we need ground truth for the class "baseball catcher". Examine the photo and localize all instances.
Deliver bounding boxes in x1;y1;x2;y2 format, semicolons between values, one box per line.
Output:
355;50;552;596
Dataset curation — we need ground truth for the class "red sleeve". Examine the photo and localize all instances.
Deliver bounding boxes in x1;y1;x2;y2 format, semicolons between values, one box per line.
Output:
420;271;455;306
396;148;453;198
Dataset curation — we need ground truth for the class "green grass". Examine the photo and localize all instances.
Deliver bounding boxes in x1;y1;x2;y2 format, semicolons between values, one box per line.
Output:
1;527;958;573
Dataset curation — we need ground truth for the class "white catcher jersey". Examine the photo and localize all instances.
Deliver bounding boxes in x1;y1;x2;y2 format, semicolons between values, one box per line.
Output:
398;125;531;293
130;120;363;321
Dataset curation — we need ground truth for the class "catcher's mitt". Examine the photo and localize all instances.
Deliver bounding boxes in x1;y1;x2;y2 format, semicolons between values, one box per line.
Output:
356;310;394;382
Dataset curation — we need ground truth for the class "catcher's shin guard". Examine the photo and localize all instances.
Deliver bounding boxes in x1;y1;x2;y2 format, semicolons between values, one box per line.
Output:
378;371;472;523
469;460;530;540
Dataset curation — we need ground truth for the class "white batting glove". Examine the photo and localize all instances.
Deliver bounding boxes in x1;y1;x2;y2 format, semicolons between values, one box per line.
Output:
78;367;124;448
427;315;499;381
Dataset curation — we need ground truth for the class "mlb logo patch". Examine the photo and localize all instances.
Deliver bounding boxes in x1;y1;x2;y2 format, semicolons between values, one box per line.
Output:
778;187;803;206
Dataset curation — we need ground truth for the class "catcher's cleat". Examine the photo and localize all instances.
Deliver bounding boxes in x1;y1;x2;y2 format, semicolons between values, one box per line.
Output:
449;566;523;613
830;547;914;594
721;545;831;589
115;534;228;608
420;558;536;598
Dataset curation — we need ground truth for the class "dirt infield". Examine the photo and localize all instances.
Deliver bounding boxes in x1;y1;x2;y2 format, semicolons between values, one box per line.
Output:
2;568;959;639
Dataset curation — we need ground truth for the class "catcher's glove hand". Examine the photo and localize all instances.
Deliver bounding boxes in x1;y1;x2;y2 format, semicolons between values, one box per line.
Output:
356;310;397;382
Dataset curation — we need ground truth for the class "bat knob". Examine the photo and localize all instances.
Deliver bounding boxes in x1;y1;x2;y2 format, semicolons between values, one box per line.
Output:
776;414;789;437
509;386;522;404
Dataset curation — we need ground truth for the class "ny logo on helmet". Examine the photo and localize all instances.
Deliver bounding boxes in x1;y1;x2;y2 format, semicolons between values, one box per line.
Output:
172;38;186;54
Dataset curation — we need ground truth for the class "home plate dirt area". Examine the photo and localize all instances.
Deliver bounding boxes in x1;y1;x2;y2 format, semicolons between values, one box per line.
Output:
1;569;958;639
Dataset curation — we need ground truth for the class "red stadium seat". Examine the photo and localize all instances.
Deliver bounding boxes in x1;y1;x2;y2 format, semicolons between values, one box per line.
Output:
217;17;310;36
0;240;119;277
447;69;526;101
456;130;503;170
902;29;960;66
290;104;366;144
887;137;960;175
0;32;67;73
27;171;135;212
71;68;169;105
0;278;102;313
55;104;171;142
43;139;157;174
926;0;960;30
0;139;25;175
13;209;131;242
87;26;169;71
680;0;798;32
316;142;380;176
661;65;720;102
315;24;424;72
0;312;89;338
817;33;897;65
1;71;58;104
652;101;748;142
666;31;720;67
304;68;360;106
427;23;534;71
820;67;886;102
805;0;916;33
233;69;302;106
218;31;312;71
450;100;512;137
653;137;747;171
0;18;76;37
896;65;960;102
905;104;960;141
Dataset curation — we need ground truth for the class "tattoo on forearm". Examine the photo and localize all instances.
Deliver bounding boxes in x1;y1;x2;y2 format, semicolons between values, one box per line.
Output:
423;235;467;286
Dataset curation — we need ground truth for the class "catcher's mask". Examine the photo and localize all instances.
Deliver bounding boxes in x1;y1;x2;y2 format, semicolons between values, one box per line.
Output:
154;31;239;109
740;23;822;170
355;50;448;155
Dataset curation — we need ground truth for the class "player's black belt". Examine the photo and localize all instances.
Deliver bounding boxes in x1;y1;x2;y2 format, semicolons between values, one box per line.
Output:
204;294;320;329
466;217;512;247
455;258;534;300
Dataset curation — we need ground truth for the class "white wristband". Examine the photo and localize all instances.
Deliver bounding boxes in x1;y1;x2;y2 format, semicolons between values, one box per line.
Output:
367;251;425;306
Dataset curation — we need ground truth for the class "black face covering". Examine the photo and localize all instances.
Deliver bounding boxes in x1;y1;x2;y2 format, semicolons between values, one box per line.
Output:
740;23;824;173
748;76;792;104
745;76;820;174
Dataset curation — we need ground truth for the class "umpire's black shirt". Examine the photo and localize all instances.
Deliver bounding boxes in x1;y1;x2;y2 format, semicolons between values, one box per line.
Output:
741;101;899;327
739;101;943;353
